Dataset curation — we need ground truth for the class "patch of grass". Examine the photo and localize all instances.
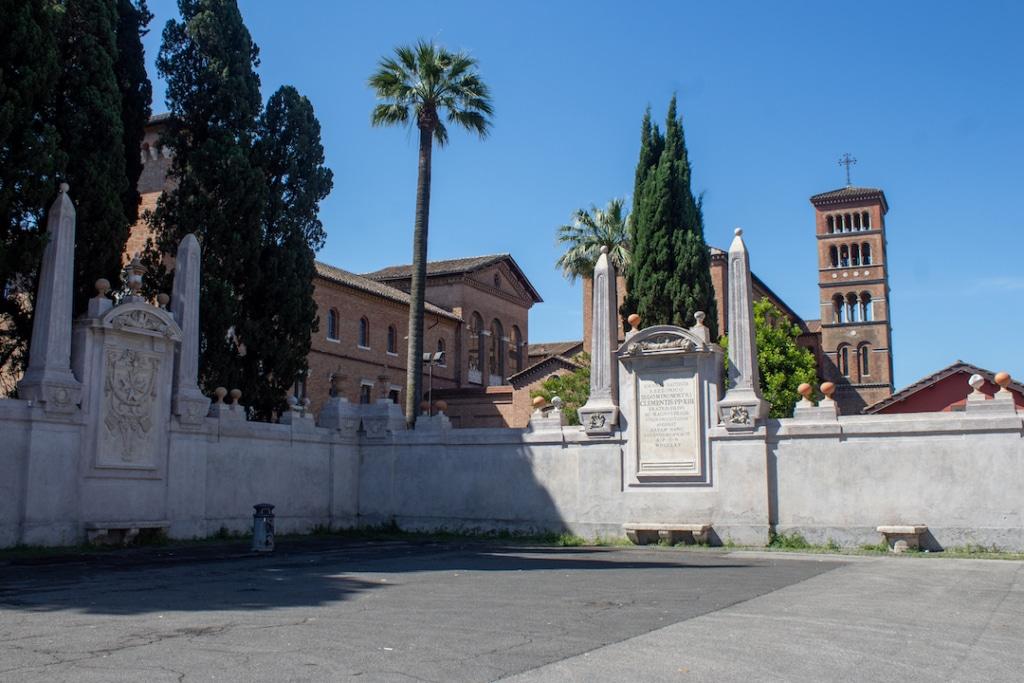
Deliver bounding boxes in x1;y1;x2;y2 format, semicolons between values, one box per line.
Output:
593;535;633;547
768;530;813;550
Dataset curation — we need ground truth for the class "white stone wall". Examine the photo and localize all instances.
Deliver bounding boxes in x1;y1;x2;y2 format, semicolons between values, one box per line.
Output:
2;396;1023;550
771;410;1024;549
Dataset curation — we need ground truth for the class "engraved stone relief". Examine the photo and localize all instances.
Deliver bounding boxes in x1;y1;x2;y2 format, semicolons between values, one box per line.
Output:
103;348;159;462
109;308;174;337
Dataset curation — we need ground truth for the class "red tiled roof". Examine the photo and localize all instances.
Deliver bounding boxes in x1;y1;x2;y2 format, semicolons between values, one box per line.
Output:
863;360;1024;414
315;261;461;321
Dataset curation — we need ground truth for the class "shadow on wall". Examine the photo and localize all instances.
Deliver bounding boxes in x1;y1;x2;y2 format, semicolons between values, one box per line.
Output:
0;542;758;616
358;438;581;535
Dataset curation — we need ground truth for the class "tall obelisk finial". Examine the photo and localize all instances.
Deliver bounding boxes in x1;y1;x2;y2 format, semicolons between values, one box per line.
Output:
717;228;768;429
17;184;82;414
578;246;619;435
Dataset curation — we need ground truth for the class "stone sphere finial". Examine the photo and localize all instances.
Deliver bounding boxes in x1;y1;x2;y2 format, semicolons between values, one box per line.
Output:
95;278;110;297
798;383;812;399
552;396;563;409
694;311;706;326
435;399;448;413
229;388;242;404
156;293;169;309
968;373;985;392
994;371;1011;390
627;313;641;333
600;245;609;255
820;381;836;399
532;396;546;409
734;227;743;236
287;395;298;407
214;387;227;404
59;182;70;194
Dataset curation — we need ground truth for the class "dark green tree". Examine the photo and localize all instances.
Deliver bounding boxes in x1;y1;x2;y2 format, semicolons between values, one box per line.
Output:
622;96;718;339
55;0;133;317
368;40;493;427
0;0;63;392
721;299;819;418
113;0;153;225
146;0;266;394
241;86;333;420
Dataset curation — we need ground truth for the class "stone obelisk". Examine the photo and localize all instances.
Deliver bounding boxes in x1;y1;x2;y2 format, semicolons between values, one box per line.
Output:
17;184;82;414
170;233;210;425
717;228;768;429
578;246;619;435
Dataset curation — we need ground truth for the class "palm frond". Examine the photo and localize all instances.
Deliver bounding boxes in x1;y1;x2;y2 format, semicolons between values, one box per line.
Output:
368;40;494;143
371;103;409;128
553;198;631;281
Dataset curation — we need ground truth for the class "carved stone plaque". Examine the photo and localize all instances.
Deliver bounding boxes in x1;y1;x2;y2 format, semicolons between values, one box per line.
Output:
635;370;701;478
97;346;161;468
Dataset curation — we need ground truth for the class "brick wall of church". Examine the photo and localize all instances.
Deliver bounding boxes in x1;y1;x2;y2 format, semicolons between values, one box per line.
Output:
305;280;461;416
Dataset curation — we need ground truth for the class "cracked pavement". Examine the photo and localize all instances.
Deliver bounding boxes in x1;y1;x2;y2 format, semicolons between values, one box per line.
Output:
0;541;1021;681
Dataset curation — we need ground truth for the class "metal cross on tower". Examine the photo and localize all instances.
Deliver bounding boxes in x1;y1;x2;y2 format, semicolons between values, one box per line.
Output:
838;153;857;186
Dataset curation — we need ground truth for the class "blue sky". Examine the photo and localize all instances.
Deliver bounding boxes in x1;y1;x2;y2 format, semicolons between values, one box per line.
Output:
142;1;1024;389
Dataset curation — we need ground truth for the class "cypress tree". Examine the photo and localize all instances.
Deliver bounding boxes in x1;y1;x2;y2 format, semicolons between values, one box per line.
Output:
0;0;63;390
113;0;153;225
146;0;266;394
241;86;333;420
622;96;718;339
55;0;132;317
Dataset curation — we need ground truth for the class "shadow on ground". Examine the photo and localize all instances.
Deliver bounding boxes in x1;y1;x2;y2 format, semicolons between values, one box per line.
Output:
0;540;771;616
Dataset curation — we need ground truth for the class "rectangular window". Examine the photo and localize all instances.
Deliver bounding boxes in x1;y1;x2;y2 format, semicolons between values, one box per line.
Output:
359;382;372;404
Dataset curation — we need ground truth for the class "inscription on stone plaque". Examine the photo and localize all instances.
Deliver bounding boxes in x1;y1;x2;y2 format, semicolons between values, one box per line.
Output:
635;370;700;477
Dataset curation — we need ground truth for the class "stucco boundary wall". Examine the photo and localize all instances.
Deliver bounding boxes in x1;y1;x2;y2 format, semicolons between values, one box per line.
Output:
3;400;1023;550
0;399;359;549
770;409;1024;550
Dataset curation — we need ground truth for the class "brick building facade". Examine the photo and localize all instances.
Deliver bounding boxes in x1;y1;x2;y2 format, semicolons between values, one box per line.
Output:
77;116;898;421
125;116;542;426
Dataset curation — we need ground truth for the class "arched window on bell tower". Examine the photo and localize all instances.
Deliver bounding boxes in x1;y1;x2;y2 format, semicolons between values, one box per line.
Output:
829;245;838;268
838;345;850;377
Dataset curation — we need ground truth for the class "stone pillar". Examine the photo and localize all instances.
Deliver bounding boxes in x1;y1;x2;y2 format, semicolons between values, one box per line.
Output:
170;234;209;425
717;228;768;429
578;246;619;435
17;184;82;414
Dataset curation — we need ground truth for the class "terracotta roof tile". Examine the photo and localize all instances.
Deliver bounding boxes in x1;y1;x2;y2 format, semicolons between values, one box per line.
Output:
363;253;542;303
527;340;583;359
810;186;889;212
863;360;1024;414
314;261;460;321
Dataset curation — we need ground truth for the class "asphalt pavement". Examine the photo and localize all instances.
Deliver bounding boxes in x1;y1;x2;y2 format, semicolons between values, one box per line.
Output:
0;539;1020;682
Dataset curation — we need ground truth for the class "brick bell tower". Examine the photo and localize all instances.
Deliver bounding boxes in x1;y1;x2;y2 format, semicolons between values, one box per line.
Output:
810;169;895;414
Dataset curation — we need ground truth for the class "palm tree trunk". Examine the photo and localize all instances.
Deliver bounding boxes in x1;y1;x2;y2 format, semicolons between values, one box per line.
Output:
404;125;432;427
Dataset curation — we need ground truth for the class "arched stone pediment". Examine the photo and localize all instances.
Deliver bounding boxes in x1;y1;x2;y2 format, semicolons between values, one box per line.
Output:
617;325;711;358
101;302;183;341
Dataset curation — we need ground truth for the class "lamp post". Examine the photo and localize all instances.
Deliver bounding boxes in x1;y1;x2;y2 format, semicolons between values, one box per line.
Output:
422;351;445;409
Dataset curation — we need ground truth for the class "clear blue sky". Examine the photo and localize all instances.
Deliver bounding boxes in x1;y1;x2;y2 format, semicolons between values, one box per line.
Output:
142;0;1024;389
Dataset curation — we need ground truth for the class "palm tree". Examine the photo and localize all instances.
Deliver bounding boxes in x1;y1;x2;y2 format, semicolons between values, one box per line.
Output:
369;40;493;428
555;198;631;281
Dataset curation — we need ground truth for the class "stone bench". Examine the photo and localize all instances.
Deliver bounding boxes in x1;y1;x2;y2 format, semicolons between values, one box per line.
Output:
876;525;928;553
85;520;169;546
623;523;712;546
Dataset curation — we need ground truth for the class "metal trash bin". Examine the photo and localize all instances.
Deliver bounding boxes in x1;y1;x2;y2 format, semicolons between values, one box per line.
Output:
252;503;275;552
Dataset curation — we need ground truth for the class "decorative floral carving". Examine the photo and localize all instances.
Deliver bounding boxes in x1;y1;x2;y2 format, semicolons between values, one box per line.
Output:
627;335;696;355
726;406;751;425
587;413;607;429
110;308;172;336
104;348;158;461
